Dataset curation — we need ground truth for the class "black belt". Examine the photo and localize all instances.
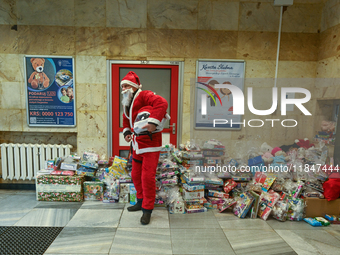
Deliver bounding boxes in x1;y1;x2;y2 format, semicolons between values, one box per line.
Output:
133;131;153;141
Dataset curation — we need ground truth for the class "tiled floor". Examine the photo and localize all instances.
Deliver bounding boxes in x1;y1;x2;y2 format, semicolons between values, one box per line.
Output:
1;189;340;255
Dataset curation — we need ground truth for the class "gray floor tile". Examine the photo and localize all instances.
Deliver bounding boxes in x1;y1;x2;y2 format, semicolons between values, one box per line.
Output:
66;209;122;228
14;208;77;227
281;230;340;255
0;208;31;226
81;200;125;209
171;228;235;254
275;230;322;255
35;201;83;209
109;228;172;254
219;218;272;230
213;210;243;221
119;207;169;228
170;210;220;229
224;229;296;255
326;229;340;241
266;218;327;230
0;193;39;211
45;227;116;254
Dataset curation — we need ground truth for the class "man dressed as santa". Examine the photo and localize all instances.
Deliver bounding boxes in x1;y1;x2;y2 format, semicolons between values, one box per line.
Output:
121;71;169;225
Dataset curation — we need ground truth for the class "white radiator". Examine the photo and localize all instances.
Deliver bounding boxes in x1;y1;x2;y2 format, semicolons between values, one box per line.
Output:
0;143;73;181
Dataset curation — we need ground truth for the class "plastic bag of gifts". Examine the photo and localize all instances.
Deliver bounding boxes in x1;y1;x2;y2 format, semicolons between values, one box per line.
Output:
233;192;255;218
107;156;128;178
272;198;289;221
257;190;280;220
287;198;304;221
167;187;185;214
98;171;119;203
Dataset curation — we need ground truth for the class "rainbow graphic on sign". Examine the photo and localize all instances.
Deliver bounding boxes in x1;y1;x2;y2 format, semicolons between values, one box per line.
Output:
197;82;223;106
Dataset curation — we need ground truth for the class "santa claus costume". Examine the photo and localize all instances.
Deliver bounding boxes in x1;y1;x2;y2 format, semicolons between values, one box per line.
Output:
121;71;169;224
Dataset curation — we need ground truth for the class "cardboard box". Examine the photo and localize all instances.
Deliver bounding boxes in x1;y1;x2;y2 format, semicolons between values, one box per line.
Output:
304;198;340;218
36;174;84;202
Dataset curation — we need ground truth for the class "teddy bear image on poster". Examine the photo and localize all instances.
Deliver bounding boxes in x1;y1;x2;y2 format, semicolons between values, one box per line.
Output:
27;58;54;90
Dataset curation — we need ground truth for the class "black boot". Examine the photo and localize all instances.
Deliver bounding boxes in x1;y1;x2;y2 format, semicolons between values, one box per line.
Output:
140;210;152;225
127;199;142;212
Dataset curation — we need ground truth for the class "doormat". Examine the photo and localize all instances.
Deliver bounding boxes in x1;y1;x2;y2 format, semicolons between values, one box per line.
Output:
0;226;63;255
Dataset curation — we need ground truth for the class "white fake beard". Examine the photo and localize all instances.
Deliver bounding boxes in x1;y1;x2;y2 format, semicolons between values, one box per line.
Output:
121;88;134;106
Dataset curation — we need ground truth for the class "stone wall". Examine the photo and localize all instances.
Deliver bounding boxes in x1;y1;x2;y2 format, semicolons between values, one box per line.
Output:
0;0;332;160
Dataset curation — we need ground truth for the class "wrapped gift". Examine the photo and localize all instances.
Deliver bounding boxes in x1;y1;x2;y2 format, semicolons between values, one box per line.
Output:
84;181;104;201
36;174;84;202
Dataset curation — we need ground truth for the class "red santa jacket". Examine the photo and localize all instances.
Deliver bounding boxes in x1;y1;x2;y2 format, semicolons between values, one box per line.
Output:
123;89;168;154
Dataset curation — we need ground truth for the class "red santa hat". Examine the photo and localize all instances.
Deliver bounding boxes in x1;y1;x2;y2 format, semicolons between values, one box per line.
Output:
120;71;142;89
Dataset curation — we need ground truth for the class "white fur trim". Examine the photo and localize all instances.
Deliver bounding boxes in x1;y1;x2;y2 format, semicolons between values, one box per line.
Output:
121;80;140;89
123;128;131;134
135;146;163;155
148;118;161;126
129;89;142;129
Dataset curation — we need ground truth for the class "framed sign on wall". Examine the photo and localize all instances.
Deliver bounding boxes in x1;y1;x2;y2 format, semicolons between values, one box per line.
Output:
195;59;245;130
24;55;76;127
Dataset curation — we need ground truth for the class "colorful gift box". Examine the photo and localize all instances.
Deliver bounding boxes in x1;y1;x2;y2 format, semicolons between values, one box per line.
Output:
36;174;84;202
84;181;104;201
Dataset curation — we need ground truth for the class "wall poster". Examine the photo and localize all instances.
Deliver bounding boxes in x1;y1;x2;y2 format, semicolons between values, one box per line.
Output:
195;59;245;130
24;55;76;127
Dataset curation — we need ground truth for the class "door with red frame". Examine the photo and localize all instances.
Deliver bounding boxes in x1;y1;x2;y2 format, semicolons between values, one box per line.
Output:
109;62;181;158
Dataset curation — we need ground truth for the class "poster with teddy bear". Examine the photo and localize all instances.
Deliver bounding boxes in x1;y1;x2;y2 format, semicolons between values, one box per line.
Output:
24;55;76;127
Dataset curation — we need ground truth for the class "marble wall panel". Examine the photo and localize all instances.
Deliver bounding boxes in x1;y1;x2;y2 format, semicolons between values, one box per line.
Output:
77;111;107;138
106;0;147;28
197;30;238;59
0;81;23;109
277;61;317;78
0;131;77;149
76;83;107;111
0;25;18;54
239;2;280;32
77;136;107;156
75;55;106;84
241;0;324;2
198;0;239;31
75;27;108;56
17;0;74;26
0;0;17;25
280;33;319;61
245;78;276;89
282;4;322;33
75;0;106;27
0;109;22;131
237;31;277;60
147;0;198;29
316;56;340;78
76;27;147;56
106;28;147;57
318;24;340;60
0;54;23;82
183;85;191;114
184;58;196;77
182;112;191;143
147;29;198;57
321;0;340;32
18;26;75;56
244;60;276;78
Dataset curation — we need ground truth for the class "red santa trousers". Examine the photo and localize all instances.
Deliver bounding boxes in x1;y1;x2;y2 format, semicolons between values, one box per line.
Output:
131;150;160;210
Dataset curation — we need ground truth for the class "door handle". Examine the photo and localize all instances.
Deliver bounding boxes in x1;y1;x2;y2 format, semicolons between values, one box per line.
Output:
168;123;176;135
